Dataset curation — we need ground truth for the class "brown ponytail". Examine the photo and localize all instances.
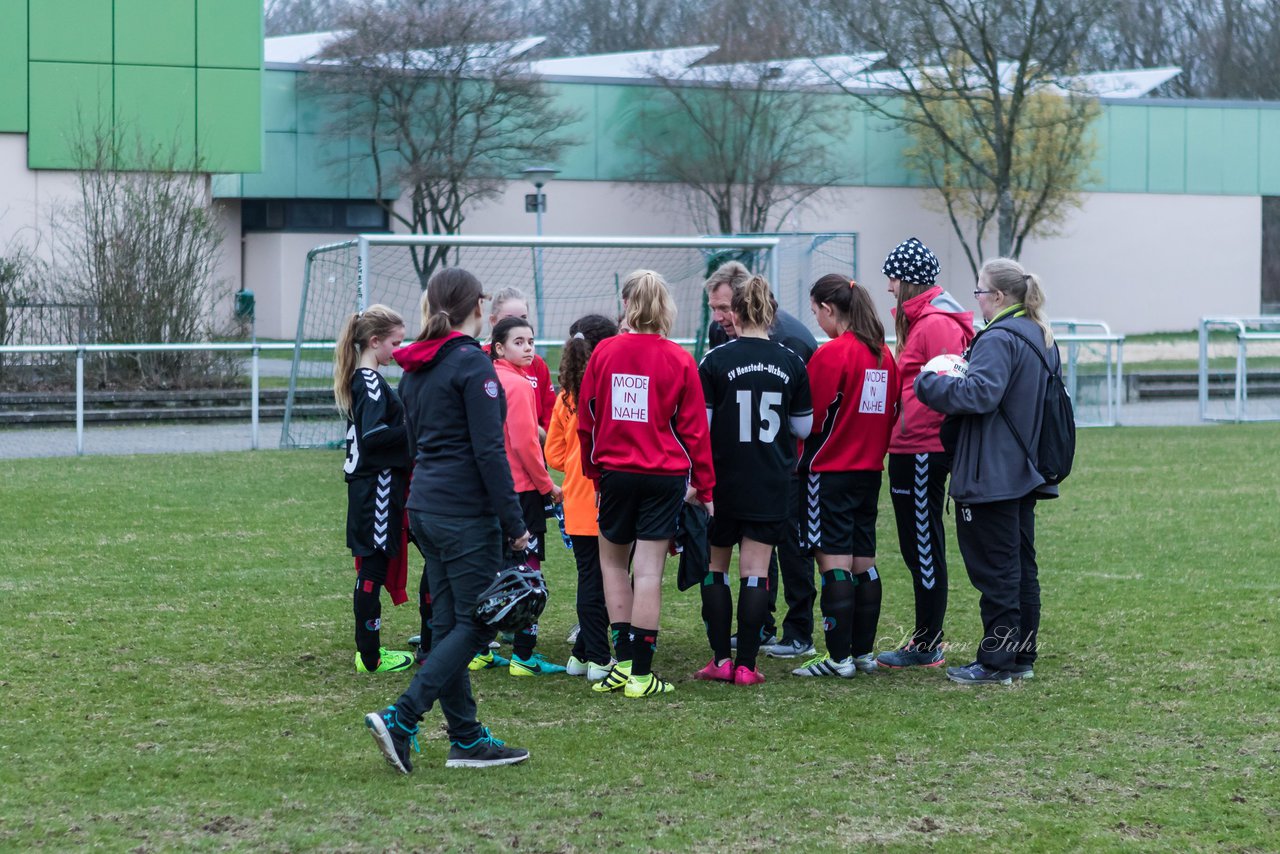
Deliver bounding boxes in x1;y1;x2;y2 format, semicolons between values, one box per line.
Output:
558;313;619;411
730;274;776;332
892;280;934;357
418;267;484;340
810;274;886;365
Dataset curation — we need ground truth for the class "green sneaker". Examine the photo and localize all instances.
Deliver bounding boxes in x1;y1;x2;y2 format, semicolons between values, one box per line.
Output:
591;660;632;693
509;653;568;676
623;672;675;698
356;649;415;673
468;650;510;671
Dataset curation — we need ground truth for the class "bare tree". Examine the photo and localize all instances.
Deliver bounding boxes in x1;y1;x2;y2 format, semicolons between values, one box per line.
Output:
625;0;850;235
827;0;1104;265
312;0;578;283
264;0;355;37
50;127;229;386
539;0;701;54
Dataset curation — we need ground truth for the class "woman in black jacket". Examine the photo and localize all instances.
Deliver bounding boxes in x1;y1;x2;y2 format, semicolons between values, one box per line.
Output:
364;268;531;773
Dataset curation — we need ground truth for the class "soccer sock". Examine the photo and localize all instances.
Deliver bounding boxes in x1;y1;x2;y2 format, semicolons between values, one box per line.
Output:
611;621;633;664
700;572;733;663
354;552;389;670
513;623;538;661
851;566;882;657
735;576;770;671
819;569;857;662
629;627;659;677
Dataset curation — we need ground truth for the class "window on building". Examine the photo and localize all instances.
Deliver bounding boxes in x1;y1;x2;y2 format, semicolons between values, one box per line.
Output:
241;199;389;233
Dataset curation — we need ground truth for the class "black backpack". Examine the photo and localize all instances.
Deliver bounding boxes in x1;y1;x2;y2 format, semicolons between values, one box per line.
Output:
995;327;1076;486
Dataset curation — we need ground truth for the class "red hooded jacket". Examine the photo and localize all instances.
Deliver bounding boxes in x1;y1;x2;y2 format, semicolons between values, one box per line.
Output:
890;287;975;454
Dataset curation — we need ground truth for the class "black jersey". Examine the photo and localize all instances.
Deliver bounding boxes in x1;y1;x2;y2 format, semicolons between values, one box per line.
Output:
698;337;812;520
343;368;411;481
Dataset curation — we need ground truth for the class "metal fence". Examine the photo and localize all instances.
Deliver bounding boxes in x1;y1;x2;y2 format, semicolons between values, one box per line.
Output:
1198;316;1280;422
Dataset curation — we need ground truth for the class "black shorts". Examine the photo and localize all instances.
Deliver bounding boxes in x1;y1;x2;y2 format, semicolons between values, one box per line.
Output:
346;469;406;557
708;514;791;549
518;490;548;561
597;470;686;543
799;470;881;557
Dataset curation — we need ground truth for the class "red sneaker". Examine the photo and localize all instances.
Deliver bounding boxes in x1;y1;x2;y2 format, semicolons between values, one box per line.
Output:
733;665;766;685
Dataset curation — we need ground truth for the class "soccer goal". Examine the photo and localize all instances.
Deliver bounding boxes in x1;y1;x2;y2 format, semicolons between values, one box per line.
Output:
1198;316;1280;422
281;233;858;449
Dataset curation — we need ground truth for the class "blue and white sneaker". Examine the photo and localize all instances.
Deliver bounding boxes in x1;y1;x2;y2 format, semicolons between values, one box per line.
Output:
764;638;817;659
445;727;529;768
876;642;945;669
365;705;419;774
1009;663;1035;680
946;661;1013;685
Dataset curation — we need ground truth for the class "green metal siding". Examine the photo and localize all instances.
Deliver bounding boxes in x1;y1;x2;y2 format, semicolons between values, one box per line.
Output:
26;62;113;168
198;67;262;168
115;65;197;167
221;71;1280;201
0;0;28;131
116;0;195;66
197;0;262;69
29;0;113;63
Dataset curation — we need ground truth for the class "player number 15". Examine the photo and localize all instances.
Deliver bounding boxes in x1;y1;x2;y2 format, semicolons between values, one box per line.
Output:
736;390;782;443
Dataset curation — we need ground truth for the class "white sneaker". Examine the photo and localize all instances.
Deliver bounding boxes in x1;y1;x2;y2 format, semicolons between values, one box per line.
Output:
565;655;589;676
764;638;817;659
587;659;615;681
791;653;857;678
852;653;879;674
565;623;581;644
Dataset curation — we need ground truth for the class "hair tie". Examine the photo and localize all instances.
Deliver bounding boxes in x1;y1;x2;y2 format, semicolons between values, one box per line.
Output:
1023;274;1031;281
573;332;585;340
849;280;857;289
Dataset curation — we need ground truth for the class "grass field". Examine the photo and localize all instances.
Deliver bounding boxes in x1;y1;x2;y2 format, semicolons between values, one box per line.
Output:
1;426;1278;851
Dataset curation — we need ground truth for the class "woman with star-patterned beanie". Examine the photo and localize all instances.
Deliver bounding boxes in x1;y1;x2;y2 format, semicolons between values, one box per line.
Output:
874;237;975;672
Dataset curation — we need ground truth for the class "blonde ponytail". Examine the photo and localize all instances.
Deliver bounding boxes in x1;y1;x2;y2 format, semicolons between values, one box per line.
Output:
621;269;676;336
333;303;405;418
730;274;776;332
980;258;1054;347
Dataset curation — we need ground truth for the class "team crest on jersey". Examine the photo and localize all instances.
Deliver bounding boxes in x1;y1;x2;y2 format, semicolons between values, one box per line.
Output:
484;380;499;398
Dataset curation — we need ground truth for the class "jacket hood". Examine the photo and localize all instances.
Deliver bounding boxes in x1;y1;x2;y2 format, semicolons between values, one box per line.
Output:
393;332;470;372
894;286;975;329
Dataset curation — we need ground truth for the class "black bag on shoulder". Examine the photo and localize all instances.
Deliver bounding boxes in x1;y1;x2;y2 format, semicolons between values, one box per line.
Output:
996;327;1076;486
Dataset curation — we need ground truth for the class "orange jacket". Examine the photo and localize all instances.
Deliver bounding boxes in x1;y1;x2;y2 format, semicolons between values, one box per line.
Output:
495;359;554;495
544;391;598;536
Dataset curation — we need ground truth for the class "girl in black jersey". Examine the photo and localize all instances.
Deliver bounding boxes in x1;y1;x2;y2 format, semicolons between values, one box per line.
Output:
695;275;813;685
334;304;415;674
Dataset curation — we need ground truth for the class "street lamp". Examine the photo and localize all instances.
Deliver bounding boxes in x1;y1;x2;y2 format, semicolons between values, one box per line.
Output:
522;166;559;346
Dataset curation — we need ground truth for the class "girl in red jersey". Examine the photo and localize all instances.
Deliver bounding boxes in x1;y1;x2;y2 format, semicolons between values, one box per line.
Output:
334;304;415;674
792;276;900;679
489;287;555;435
876;238;975;670
577;270;715;698
544;314;620;682
488;316;566;677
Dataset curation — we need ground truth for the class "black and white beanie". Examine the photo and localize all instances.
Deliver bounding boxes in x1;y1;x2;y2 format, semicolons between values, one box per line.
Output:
881;237;940;287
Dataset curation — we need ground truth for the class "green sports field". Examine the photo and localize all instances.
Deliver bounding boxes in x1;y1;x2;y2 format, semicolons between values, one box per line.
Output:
1;426;1277;851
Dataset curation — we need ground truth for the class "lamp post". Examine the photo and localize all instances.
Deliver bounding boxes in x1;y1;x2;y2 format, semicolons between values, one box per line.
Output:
522;166;559;346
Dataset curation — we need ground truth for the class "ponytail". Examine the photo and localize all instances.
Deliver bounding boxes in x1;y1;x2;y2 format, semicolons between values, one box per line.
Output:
980;258;1054;346
892;280;934;357
333;303;404;418
621;269;676;336
730;274;776;332
418;267;484;341
558;313;619;409
810;274;886;365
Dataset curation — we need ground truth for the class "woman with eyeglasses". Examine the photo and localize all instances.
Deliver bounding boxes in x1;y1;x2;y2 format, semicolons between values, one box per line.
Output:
364;268;532;773
875;238;975;673
915;257;1059;686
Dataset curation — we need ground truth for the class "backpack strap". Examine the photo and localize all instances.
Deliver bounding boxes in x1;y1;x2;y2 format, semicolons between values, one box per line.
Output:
987;325;1061;470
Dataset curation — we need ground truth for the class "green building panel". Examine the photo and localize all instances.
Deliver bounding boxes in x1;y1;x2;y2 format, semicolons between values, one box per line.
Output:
296;133;353;197
115;0;196;66
1101;105;1149;192
197;0;263;69
27;61;113;169
241;132;298;197
1185;107;1224;194
1259;110;1280;196
1146;107;1187;193
29;0;113;63
0;0;28;131
198;68;262;172
115;65;197;168
546;81;595;180
262;70;298;133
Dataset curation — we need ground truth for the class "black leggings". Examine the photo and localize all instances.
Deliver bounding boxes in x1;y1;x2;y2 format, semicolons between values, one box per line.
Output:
888;452;950;651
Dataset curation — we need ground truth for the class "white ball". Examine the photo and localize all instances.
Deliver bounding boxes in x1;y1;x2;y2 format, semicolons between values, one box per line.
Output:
923;353;969;378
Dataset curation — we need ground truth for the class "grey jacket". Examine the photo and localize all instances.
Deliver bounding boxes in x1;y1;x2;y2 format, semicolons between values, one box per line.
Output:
915;314;1060;504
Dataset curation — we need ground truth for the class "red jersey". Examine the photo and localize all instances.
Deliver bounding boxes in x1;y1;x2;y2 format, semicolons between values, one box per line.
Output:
801;332;900;473
577;333;715;504
482;343;554;431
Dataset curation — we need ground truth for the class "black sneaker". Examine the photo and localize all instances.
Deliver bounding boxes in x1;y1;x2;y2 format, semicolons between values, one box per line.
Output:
445;727;529;768
729;631;779;652
365;705;419;774
946;661;1013;685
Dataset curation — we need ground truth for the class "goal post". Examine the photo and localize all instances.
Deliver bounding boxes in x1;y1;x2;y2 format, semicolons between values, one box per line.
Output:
280;233;802;449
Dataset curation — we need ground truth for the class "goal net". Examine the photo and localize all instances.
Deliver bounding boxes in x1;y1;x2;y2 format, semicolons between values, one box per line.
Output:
281;233;857;449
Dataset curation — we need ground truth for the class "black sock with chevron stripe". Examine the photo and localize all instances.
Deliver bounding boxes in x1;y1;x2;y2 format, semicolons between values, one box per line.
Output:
819;569;856;661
